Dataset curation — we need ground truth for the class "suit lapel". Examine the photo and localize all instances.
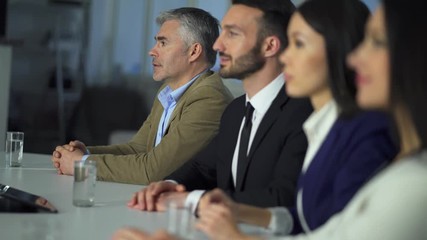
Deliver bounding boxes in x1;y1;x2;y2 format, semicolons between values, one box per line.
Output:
299;121;340;189
236;86;289;190
147;99;164;149
248;86;288;158
222;97;246;190
163;71;212;135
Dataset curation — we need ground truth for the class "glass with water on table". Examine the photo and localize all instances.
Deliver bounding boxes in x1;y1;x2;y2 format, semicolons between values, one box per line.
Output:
167;199;195;239
5;132;24;167
73;160;97;207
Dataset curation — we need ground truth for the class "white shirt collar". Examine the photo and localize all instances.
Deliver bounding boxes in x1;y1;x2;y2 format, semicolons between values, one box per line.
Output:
303;100;338;143
246;73;285;116
300;99;338;176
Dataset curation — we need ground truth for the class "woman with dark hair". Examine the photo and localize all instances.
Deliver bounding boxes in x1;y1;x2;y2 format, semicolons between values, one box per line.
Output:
195;0;427;239
195;0;397;238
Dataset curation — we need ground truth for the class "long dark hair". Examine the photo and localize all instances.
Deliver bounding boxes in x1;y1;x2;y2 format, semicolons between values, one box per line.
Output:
298;0;370;116
384;0;427;148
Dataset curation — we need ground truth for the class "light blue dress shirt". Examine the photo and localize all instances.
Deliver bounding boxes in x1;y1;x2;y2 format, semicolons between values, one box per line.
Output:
154;72;204;146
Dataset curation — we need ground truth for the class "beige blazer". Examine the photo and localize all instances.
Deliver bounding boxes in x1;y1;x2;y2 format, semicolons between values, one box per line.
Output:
87;71;233;184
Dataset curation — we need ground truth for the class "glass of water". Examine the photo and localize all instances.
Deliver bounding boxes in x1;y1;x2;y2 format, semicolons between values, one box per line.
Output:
167;200;195;239
73;160;96;207
5;132;24;167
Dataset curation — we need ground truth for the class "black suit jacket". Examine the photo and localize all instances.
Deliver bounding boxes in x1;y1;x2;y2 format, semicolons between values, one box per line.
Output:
167;85;313;207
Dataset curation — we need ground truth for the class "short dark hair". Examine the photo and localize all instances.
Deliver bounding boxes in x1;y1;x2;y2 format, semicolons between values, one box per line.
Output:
298;0;370;116
384;0;427;148
232;0;295;52
157;7;219;67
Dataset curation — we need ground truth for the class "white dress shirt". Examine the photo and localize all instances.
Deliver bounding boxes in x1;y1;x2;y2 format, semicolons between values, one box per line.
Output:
275;150;427;240
185;74;285;213
268;100;338;235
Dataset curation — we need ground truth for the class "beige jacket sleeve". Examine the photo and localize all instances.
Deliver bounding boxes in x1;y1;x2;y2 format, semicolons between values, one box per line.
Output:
86;72;233;184
86;115;151;155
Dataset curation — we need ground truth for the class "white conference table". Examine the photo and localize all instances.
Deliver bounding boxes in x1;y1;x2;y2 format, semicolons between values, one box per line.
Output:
0;153;270;240
0;153;185;240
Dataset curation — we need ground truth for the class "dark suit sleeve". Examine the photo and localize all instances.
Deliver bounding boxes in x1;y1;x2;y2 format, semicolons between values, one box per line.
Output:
166;135;219;191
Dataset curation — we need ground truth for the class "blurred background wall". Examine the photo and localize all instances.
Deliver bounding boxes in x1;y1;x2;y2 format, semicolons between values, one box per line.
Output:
1;0;378;154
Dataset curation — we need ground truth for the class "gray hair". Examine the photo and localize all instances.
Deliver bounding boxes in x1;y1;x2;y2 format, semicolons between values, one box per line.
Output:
156;7;219;67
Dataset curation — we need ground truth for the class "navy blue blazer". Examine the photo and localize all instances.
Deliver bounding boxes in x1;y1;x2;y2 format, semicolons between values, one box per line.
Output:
290;111;398;234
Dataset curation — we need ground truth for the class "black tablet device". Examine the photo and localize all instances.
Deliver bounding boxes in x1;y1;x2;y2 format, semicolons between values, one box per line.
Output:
0;184;58;213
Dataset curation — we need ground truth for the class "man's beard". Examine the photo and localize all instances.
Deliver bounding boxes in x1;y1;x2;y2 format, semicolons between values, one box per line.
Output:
219;41;266;80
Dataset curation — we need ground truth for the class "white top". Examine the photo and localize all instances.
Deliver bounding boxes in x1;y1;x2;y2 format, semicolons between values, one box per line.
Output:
185;74;285;213
274;150;427;240
300;100;338;174
268;100;338;234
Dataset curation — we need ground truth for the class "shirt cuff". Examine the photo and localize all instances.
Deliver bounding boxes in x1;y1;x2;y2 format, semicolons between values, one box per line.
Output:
81;154;90;161
268;207;293;235
164;179;178;185
185;190;206;215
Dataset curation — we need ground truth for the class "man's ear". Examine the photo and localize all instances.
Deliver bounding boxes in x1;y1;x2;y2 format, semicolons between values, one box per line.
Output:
262;35;281;58
188;43;203;63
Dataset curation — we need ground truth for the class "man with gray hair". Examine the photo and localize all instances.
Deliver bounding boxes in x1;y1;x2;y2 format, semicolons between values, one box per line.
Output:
51;7;233;185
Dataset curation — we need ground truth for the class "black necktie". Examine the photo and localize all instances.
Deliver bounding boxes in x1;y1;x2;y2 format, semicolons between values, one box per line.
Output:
236;102;254;184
